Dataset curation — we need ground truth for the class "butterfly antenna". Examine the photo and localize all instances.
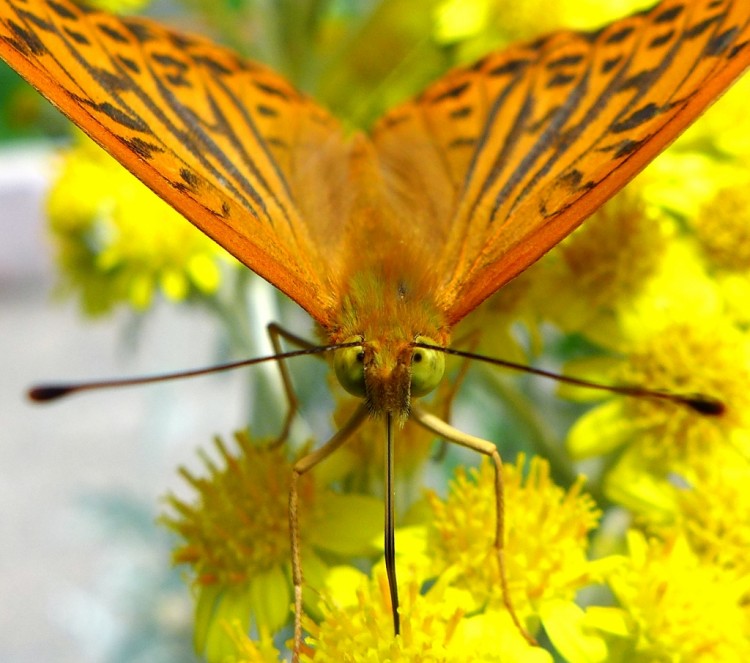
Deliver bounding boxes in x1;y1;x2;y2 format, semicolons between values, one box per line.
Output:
413;344;724;416
28;343;360;403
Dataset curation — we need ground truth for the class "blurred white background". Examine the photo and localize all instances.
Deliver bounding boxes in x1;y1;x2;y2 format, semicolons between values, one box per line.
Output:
0;143;254;662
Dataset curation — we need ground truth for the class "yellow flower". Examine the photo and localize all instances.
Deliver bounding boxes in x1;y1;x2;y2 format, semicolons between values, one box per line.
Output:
303;568;552;662
566;311;750;518
433;0;492;45
462;259;548;366
428;456;604;625
162;431;383;662
83;0;151;12
46;133;229;314
695;183;750;271
431;0;565;64
223;620;284;663
673;454;750;577
535;186;669;347
670;73;750;160
608;531;750;662
691;181;750;325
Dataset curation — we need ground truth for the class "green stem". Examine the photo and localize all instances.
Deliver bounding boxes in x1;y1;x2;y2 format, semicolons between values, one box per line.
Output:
201;268;287;437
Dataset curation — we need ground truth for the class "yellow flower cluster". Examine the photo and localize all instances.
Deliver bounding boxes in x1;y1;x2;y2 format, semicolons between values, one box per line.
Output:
609;532;750;661
162;431;383;661
428;456;603;618
168;427;603;662
304;572;552;663
46;132;229;314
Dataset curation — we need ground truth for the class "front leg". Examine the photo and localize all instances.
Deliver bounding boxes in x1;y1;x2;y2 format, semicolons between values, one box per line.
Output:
266;322;318;445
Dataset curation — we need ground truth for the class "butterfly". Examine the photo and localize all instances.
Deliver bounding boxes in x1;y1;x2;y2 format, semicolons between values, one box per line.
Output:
2;0;749;659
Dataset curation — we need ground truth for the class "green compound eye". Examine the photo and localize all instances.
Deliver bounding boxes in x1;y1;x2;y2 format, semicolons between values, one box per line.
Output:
410;336;445;397
334;337;366;397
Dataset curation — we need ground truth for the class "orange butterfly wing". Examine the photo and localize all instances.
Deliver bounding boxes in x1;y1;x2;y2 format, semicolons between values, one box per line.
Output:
3;0;750;330
0;0;351;325
373;0;750;324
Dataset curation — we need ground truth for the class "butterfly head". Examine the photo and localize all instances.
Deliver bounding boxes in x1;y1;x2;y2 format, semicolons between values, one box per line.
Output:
334;335;445;424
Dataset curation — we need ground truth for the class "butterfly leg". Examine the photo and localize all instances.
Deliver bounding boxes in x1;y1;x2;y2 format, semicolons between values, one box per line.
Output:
410;405;537;647
289;403;370;662
267;322;319;445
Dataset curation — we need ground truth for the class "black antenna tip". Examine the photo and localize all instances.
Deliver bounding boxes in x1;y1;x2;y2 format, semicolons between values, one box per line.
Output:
28;384;74;402
685;395;725;416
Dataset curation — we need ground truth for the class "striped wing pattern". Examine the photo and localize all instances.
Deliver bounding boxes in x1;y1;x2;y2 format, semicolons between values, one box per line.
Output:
373;0;750;323
0;0;350;324
2;0;750;327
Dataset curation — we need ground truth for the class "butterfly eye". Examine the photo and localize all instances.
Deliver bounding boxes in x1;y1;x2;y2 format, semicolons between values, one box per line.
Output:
410;336;445;397
334;337;366;397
